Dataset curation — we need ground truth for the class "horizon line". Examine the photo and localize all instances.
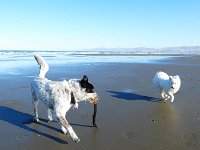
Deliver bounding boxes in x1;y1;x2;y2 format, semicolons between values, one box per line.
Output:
0;45;200;51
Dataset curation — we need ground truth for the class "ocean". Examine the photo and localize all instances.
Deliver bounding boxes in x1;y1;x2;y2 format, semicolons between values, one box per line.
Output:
0;50;174;76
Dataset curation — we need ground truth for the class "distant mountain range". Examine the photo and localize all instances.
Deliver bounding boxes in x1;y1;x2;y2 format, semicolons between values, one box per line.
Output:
84;46;200;54
1;46;200;55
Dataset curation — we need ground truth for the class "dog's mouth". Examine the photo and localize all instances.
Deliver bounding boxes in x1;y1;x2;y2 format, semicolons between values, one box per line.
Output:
87;97;98;104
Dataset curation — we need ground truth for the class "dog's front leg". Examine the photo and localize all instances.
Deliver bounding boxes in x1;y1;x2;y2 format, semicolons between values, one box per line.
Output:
61;126;68;134
33;106;39;122
58;116;80;143
169;93;174;102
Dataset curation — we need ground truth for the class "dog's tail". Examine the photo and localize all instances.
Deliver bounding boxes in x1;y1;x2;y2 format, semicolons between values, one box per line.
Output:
34;54;49;78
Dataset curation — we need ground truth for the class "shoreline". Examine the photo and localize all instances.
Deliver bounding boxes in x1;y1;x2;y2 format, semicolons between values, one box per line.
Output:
0;49;199;57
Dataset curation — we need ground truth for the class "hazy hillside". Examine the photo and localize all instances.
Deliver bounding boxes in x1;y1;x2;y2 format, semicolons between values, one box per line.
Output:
85;46;200;54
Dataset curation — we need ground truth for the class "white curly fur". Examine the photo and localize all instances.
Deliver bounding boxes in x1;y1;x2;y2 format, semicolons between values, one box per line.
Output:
31;54;98;143
152;71;181;102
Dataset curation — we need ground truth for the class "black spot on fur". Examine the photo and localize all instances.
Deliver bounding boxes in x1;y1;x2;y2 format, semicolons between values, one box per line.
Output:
85;83;94;93
70;92;75;105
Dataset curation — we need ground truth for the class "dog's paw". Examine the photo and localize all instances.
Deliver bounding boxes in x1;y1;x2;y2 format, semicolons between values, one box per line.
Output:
70;131;80;143
164;96;170;101
72;137;80;143
73;103;78;109
48;119;55;123
93;123;100;128
33;118;39;123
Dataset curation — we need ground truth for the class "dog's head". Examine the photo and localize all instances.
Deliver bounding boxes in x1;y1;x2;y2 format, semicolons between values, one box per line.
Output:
169;75;181;92
80;75;98;104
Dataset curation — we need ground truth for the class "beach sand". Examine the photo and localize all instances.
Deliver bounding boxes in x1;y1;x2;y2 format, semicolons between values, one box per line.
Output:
0;55;200;150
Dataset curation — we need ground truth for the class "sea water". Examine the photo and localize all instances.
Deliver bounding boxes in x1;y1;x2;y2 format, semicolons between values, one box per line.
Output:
0;50;174;75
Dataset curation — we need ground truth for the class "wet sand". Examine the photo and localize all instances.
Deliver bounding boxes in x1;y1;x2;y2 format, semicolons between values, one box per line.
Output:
0;55;200;150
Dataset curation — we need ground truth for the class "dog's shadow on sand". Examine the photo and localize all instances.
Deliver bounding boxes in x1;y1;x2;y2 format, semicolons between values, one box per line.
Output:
0;106;68;144
0;106;94;144
107;91;162;102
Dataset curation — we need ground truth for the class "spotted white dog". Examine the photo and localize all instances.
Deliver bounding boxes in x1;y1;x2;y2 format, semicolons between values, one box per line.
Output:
152;71;181;102
31;54;98;143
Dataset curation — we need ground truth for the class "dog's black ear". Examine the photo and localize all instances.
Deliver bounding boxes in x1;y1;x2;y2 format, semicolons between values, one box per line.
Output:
80;75;89;88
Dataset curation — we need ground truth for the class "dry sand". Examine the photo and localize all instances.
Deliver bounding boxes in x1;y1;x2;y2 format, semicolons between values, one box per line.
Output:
0;55;200;150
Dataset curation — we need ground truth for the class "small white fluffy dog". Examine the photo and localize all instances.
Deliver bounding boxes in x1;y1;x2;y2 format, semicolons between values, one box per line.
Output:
31;54;98;143
152;71;181;102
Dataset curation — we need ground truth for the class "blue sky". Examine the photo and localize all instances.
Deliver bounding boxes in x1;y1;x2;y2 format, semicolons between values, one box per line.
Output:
0;0;200;50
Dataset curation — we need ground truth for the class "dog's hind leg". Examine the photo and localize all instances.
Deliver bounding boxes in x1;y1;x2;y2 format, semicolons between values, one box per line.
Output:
57;115;80;143
161;90;166;100
31;90;40;122
47;108;53;122
163;91;170;100
32;99;39;122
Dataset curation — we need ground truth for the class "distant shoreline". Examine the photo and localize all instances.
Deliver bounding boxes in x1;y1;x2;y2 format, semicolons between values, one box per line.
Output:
0;50;198;56
1;46;200;55
71;53;187;56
